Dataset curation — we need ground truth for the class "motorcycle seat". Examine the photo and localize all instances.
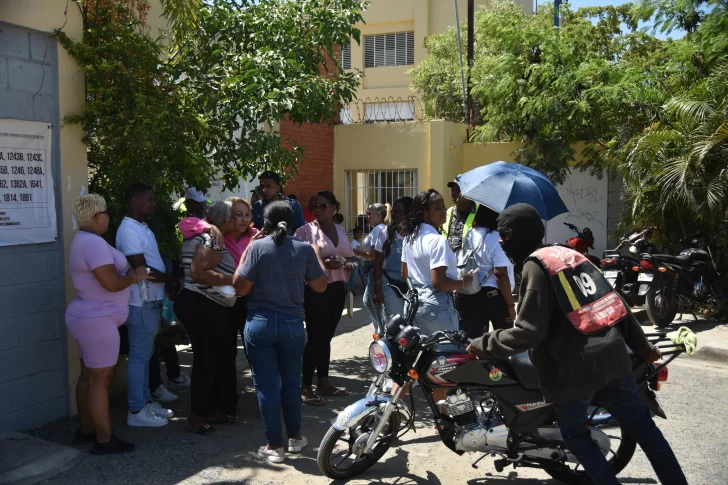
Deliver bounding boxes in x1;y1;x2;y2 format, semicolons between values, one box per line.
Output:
643;253;694;266
508;352;540;390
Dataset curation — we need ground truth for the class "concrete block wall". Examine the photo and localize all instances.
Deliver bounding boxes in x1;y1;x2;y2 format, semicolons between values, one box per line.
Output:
0;22;67;431
607;173;626;246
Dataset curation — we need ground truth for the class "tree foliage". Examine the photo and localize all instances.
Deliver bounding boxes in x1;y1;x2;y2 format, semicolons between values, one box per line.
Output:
57;0;364;256
171;0;364;188
410;1;697;184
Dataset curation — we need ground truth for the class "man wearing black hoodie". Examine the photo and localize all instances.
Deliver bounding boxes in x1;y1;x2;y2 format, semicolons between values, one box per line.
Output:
467;204;687;485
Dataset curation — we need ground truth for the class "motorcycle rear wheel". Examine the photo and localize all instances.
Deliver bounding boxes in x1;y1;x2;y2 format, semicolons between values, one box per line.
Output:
317;410;401;479
646;284;678;328
545;424;637;485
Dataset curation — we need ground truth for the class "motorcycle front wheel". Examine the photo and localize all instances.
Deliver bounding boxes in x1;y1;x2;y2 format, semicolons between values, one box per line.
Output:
646;284;678;327
545;422;637;485
317;410;401;479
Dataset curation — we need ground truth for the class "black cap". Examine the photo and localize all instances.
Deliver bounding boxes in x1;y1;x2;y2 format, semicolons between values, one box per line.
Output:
258;171;281;185
447;176;461;189
250;186;262;195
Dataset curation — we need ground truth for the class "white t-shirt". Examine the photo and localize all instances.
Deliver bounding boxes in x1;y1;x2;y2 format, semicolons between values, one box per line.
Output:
116;216;166;305
374;228;403;253
402;223;458;286
362;223;386;252
466;227;514;290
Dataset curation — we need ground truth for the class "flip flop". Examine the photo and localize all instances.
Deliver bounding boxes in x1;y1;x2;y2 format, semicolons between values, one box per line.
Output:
302;395;326;406
318;387;349;397
185;423;217;435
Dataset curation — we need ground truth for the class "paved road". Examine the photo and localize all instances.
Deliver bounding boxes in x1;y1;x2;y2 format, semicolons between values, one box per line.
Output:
36;304;728;485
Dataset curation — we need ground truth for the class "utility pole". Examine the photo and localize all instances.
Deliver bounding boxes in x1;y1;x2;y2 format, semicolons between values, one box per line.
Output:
554;0;562;28
454;0;467;124
467;0;474;126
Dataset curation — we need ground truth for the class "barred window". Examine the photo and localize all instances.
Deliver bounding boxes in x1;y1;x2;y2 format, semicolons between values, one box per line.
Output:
364;32;414;68
343;169;418;233
341;42;351;70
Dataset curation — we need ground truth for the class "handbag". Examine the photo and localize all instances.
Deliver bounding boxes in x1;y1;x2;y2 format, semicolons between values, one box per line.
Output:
455;233;486;295
382;270;409;298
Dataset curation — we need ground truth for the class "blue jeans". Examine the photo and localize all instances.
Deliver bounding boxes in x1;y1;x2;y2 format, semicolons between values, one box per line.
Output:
413;285;459;335
367;275;406;332
554;373;687;485
244;309;306;447
348;263;367;292
126;301;162;412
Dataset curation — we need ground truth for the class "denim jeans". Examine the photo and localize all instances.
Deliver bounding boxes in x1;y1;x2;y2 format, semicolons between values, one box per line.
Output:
244;309;306;447
363;272;379;330
554;373;687;485
413;285;459;336
348;263;367;292
126;301;162;412
366;275;406;332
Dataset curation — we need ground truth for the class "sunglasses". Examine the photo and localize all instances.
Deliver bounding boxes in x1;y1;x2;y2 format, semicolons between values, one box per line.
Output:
311;203;331;210
497;227;513;241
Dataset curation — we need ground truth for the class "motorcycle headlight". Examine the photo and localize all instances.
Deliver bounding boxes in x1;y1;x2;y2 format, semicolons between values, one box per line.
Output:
369;340;392;374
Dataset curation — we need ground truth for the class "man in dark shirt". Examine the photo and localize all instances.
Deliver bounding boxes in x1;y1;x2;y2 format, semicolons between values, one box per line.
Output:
443;179;476;252
467;203;687;485
251;171;305;233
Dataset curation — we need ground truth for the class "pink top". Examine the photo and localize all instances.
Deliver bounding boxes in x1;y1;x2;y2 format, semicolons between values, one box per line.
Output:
66;231;130;318
178;217;259;264
295;222;354;283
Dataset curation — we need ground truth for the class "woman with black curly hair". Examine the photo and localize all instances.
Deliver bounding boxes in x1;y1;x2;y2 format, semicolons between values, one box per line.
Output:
401;189;473;335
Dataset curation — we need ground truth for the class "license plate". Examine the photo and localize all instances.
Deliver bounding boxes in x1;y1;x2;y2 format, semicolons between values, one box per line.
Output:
638;273;654;282
604;271;619;279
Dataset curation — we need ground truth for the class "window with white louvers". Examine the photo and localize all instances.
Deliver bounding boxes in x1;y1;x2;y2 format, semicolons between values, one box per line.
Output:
364;32;414;68
341;42;351;70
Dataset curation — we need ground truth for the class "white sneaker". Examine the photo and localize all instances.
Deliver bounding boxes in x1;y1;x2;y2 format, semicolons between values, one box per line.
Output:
127;407;168;428
287;437;308;453
258;445;285;463
168;373;191;389
146;401;174;419
152;384;178;403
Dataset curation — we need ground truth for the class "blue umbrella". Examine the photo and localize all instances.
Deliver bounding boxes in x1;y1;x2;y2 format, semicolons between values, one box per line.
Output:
456;161;568;220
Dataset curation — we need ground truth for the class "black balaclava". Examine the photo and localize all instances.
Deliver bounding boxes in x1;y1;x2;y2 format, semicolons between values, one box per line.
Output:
497;203;545;268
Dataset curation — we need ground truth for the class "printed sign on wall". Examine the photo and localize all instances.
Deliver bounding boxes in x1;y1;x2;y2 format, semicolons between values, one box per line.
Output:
0;120;57;245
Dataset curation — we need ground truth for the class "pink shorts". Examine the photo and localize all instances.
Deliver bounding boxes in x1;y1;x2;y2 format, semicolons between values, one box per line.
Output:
65;311;128;368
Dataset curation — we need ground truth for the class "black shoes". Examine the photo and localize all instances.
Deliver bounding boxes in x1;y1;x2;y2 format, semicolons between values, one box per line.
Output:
90;434;136;455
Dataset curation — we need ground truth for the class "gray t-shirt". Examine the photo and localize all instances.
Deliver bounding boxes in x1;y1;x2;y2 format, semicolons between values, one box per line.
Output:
237;236;325;319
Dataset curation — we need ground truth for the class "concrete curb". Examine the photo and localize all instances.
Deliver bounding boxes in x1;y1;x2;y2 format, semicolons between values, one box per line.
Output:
0;432;83;485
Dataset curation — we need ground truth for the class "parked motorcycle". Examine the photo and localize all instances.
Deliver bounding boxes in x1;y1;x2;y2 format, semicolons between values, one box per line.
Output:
640;228;728;327
601;227;659;306
317;281;682;483
563;223;601;268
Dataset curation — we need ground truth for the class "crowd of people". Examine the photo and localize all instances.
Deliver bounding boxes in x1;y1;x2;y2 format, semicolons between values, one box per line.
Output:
64;171;516;461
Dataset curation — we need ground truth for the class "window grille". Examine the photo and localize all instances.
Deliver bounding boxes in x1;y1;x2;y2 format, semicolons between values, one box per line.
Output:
343;169;418;233
364;32;414;68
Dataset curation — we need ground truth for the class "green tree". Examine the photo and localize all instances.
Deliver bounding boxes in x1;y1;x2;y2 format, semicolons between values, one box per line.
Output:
171;0;364;188
410;1;696;183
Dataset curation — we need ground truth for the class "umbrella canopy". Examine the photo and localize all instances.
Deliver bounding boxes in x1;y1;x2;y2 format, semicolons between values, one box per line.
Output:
456;161;568;220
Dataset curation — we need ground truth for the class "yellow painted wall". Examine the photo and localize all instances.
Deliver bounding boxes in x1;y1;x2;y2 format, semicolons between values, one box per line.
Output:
0;0;168;416
349;0;533;105
462;142;523;172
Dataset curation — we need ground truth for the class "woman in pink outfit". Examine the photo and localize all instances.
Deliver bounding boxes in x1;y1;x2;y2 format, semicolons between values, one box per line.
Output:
294;191;356;406
66;194;150;454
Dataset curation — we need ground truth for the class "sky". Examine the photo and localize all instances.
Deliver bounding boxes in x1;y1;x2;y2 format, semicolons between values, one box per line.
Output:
538;0;687;40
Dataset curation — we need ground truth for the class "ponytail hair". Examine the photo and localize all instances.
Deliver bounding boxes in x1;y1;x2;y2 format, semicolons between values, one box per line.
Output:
402;189;440;242
263;200;292;246
369;202;391;225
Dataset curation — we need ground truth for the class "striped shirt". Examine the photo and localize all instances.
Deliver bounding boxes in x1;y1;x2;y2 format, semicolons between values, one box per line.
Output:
181;234;237;307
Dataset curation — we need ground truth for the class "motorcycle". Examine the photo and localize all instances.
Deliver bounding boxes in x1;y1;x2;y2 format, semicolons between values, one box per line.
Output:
640;228;728;327
317;281;682;483
601;227;659;306
563;223;601;268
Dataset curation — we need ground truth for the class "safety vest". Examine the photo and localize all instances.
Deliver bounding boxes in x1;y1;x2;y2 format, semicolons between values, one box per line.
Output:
443;206;476;239
529;245;628;335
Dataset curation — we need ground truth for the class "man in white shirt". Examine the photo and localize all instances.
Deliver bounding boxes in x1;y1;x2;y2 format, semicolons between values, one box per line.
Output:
116;183;177;428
